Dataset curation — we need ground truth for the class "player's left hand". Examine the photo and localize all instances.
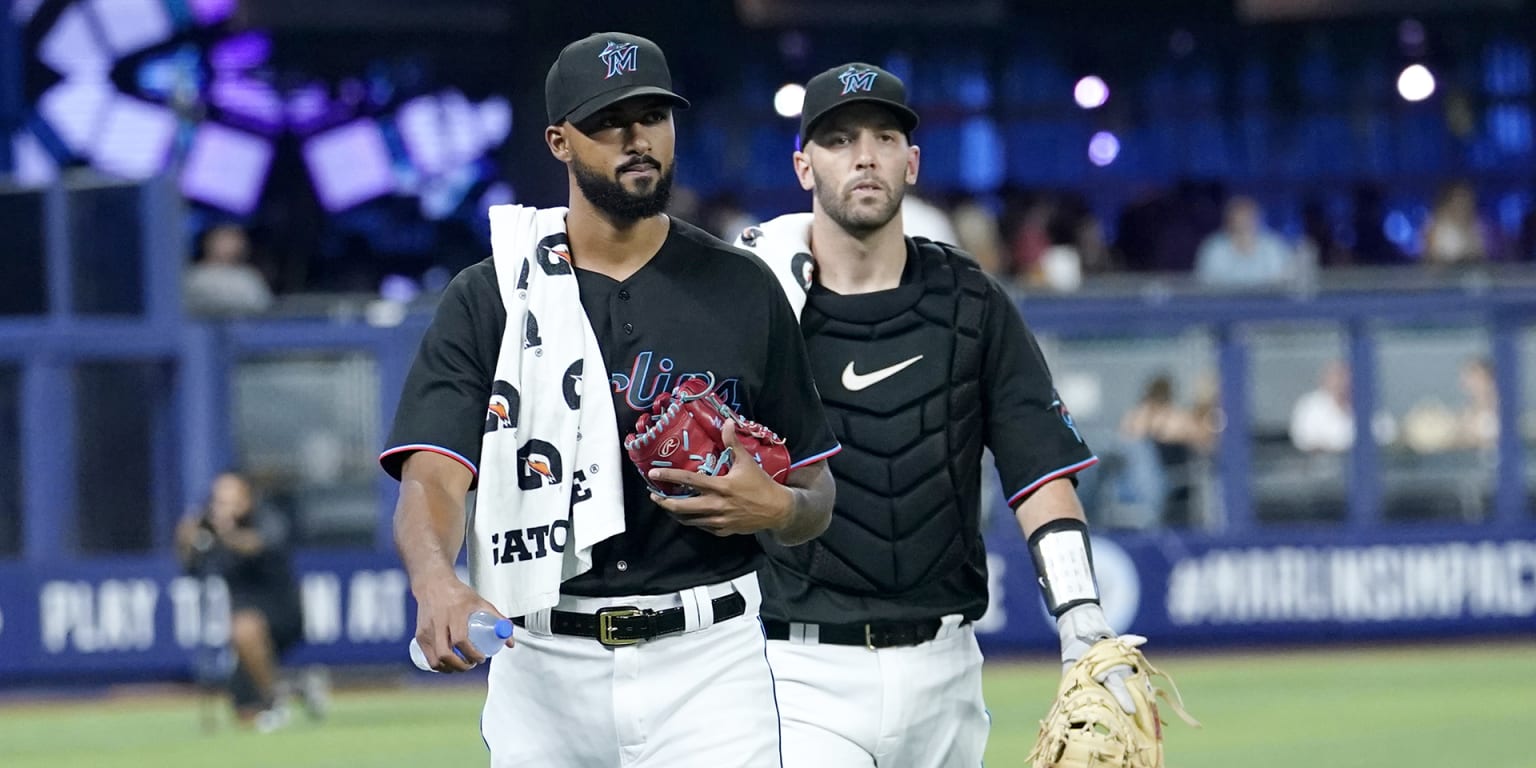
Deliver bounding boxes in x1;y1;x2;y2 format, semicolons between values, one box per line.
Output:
649;421;794;537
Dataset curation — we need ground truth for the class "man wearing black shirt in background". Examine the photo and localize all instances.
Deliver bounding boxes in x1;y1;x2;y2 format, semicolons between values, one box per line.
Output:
175;471;306;731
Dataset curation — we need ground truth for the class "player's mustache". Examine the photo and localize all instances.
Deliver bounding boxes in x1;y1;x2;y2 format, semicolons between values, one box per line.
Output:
617;156;662;174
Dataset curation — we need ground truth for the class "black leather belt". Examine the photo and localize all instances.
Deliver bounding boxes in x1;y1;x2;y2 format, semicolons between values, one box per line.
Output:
514;592;747;648
763;618;945;649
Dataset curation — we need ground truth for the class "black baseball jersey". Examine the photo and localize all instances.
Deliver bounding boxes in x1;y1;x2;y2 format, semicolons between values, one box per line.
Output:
382;217;840;597
758;238;1097;625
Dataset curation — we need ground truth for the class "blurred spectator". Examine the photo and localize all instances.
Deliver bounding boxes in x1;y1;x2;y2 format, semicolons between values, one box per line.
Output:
1421;182;1488;265
175;472;321;731
902;193;960;245
1039;235;1083;293
1458;358;1499;450
1037;196;1108;293
184;224;273;317
1007;197;1055;282
1289;361;1397;453
1072;209;1116;275
1290;361;1355;453
1186;371;1224;455
1401;358;1499;454
1115;374;1208;527
947;194;1005;276
1194;196;1295;288
1122;374;1215;450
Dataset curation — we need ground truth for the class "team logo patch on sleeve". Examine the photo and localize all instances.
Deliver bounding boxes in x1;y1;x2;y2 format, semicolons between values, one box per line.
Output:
1050;389;1084;444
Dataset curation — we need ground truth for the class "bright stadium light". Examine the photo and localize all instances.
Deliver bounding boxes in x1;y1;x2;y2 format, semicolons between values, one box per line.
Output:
1088;131;1120;166
774;83;805;118
1398;64;1436;102
1074;75;1109;109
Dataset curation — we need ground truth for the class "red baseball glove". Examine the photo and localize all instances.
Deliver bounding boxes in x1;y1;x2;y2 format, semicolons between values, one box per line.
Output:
624;373;791;498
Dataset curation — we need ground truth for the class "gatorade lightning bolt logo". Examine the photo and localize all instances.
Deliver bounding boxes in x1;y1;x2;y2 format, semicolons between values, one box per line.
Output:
517;440;563;490
485;380;519;433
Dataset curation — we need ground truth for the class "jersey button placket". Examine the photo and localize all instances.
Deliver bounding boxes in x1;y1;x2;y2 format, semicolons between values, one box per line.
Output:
617;287;633;335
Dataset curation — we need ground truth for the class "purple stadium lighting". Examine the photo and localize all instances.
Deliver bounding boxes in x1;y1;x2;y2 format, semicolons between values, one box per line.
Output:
91;0;171;57
12;0;46;24
37;4;109;74
303;120;397;211
1088;131;1120;166
1074;76;1109;110
11;131;58;186
38;78;112;154
180;123;275;215
188;0;237;25
92;95;178;179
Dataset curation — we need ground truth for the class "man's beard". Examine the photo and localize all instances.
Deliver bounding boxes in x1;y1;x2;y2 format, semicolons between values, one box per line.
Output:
813;169;905;237
573;154;674;222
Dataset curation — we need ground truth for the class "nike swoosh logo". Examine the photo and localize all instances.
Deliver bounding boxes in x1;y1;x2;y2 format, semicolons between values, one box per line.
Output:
841;355;924;392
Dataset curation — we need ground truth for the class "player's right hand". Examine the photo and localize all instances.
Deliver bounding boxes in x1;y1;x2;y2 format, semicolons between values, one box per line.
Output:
411;575;511;673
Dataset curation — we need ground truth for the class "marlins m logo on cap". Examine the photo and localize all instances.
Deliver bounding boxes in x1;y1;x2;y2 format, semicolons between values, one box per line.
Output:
600;41;639;79
838;66;878;95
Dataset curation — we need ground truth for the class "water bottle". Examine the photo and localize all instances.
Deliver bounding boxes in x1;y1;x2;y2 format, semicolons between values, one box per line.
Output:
408;610;514;672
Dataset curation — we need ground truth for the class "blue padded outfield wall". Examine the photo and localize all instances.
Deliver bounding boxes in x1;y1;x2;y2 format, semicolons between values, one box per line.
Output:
1;523;1533;683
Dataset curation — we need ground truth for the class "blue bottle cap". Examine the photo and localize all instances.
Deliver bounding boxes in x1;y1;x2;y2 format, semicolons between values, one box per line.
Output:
494;618;515;639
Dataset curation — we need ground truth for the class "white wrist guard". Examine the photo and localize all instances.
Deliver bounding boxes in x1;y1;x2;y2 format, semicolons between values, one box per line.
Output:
1027;518;1100;617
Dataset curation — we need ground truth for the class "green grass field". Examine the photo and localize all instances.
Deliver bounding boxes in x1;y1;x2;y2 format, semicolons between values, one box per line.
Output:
1;642;1531;767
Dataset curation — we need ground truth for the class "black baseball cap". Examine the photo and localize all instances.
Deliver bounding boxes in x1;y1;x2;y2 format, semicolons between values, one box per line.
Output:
799;62;919;144
545;32;690;126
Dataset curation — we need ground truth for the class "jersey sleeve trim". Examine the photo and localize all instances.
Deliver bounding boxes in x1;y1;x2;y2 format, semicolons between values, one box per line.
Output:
1006;456;1099;507
788;443;842;470
379;444;479;480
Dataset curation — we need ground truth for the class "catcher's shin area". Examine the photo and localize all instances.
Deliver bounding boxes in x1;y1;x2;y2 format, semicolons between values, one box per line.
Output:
1028;636;1199;768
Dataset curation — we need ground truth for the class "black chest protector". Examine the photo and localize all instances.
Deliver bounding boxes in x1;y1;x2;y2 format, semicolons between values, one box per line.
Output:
769;238;992;595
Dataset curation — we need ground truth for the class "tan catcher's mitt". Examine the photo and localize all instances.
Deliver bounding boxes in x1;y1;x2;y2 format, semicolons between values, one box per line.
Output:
1028;635;1199;768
